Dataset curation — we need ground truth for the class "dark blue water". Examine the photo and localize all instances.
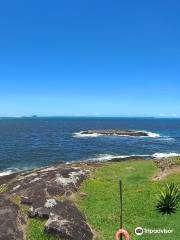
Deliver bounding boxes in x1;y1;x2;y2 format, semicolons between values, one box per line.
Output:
0;117;180;175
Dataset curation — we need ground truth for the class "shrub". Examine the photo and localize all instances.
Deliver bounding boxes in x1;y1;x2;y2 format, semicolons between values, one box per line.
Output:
156;183;180;215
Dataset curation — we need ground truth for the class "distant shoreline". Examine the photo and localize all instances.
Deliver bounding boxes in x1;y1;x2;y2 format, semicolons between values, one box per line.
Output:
1;153;180;177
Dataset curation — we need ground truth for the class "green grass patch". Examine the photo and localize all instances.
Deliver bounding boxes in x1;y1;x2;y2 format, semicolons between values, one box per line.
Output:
77;160;180;240
27;218;58;240
0;184;8;193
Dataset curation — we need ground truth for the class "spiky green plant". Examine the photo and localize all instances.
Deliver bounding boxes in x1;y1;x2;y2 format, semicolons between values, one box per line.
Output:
156;183;180;215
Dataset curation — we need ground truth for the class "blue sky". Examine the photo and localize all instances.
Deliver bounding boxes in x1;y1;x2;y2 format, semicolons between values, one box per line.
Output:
0;0;180;117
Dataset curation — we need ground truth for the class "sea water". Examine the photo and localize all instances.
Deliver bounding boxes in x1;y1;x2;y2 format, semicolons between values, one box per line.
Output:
0;117;180;175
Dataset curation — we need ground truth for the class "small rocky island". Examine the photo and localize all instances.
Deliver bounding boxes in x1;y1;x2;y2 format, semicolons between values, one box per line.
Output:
79;129;149;137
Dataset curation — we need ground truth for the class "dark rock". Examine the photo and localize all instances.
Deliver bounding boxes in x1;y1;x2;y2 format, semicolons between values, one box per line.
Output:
21;196;32;205
8;167;89;210
26;182;47;208
28;206;51;219
28;200;93;239
109;156;151;162
0;164;93;240
0;197;24;240
44;201;93;240
46;184;65;196
0;173;18;185
80;129;149;137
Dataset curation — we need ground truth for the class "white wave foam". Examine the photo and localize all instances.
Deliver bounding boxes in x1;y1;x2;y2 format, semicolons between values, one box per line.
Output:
156;137;175;142
153;153;180;158
87;154;150;162
0;168;24;177
87;152;180;162
88;154;128;161
73;132;102;138
87;151;180;162
0;170;14;176
67;152;180;164
145;131;160;138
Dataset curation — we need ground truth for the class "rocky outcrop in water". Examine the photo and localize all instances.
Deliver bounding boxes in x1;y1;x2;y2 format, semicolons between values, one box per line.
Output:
80;129;149;137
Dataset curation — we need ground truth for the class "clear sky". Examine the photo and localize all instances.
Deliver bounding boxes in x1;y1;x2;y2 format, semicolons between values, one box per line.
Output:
0;0;180;117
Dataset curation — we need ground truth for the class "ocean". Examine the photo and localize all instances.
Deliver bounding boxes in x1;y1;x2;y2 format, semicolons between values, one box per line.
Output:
0;117;180;175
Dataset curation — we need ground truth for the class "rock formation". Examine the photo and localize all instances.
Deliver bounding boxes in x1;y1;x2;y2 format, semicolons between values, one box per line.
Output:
80;129;149;137
0;164;95;240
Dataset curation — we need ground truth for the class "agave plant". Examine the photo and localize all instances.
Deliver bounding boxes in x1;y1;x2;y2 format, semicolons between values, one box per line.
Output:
156;183;180;215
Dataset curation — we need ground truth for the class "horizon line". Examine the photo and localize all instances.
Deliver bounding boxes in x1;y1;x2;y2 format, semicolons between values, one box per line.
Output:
0;115;179;119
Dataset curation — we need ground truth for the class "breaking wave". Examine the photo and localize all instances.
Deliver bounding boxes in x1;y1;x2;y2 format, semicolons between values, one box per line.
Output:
1;152;180;176
0;167;27;177
144;131;160;138
86;154;150;162
85;152;180;162
0;170;14;176
73;132;102;138
152;152;180;158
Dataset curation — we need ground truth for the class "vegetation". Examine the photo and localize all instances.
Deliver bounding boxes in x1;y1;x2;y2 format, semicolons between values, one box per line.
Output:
77;160;180;240
0;184;8;193
25;159;180;239
156;183;180;215
10;195;30;217
27;218;58;240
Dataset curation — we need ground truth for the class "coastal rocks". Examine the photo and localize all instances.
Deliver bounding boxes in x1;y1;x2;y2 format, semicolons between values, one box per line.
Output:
79;129;149;137
109;155;151;162
21;196;32;205
44;198;57;208
9;167;90;209
0;163;94;240
153;156;180;180
28;200;93;239
0;197;24;240
44;201;93;240
28;205;50;218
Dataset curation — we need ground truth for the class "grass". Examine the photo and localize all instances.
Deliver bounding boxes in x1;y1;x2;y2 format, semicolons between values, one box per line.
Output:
0;184;8;193
10;195;29;217
27;218;58;240
76;160;180;240
25;159;180;239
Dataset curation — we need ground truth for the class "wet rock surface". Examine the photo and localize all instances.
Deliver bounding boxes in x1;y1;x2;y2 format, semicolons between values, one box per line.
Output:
0;163;96;240
80;129;149;137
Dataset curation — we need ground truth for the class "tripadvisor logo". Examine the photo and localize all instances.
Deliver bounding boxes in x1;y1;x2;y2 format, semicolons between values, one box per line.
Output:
135;227;144;236
135;226;174;235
